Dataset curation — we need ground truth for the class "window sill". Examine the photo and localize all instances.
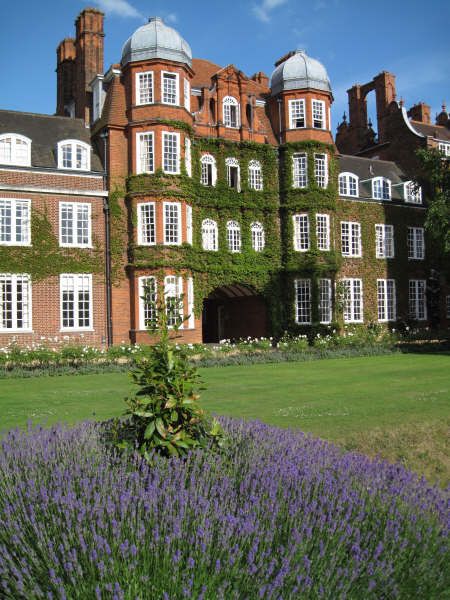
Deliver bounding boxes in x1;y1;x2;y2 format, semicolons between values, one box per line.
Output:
0;242;31;247
59;244;93;249
60;328;94;333
0;328;33;333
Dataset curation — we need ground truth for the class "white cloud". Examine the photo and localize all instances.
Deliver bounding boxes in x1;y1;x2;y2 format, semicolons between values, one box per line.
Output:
165;13;178;24
94;0;143;19
252;0;288;23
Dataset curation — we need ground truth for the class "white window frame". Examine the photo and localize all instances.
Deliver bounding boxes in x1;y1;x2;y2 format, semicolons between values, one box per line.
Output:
409;280;427;321
316;213;330;251
342;278;363;323
446;295;450;319
138;275;157;330
184;78;191;112
0;134;31;167
372;177;391;200
226;157;241;191
186;205;193;245
438;142;450;157
341;221;362;257
377;279;396;322
163;202;182;245
338;172;359;197
404;181;422;204
375;224;394;259
162;131;180;174
248;159;263;191
201;219;218;251
164;275;183;328
223;96;240;128
200;154;217;186
312;99;326;129
293;214;310;252
318;278;332;324
137;202;156;246
136;132;155;174
288;99;305;129
0;198;31;246
136;71;154;105
60;273;93;331
292;153;308;188
161;71;179;105
185;138;192;177
59;202;92;248
294;279;311;324
57;140;91;171
407;227;425;260
314;153;328;188
187;277;194;329
250;221;265;252
226;220;241;253
0;273;32;332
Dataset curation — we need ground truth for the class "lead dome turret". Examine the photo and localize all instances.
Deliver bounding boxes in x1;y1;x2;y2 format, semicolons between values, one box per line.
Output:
270;50;331;96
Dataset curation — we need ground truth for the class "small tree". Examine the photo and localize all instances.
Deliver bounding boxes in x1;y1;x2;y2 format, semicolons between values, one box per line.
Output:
115;284;223;460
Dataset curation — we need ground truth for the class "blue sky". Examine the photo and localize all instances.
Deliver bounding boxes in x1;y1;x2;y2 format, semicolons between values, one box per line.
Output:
0;0;449;134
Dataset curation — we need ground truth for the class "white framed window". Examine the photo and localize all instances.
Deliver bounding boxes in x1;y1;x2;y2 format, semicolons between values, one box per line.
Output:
375;224;394;259
338;172;359;197
312;99;326;129
342;278;363;323
0;134;31;166
59;202;91;248
227;220;241;253
294;279;311;324
163;202;181;245
446;295;450;319
136;71;153;105
223;96;240;128
404;181;422;204
187;277;194;329
251;222;265;252
136;132;154;174
314;153;328;188
137;202;156;245
184;78;191;112
162;132;180;174
377;279;396;322
292;153;308;188
316;214;330;251
0;274;32;331
185;138;192;177
248;159;263;190
57;140;90;171
164;275;183;327
341;222;361;257
288;99;305;129
372;177;391;200
318;278;332;324
0;198;30;246
438;142;450;157
200;154;217;186
293;214;309;251
226;157;240;191
60;274;92;330
201;219;218;251
186;205;193;245
409;280;427;321
138;276;157;330
161;71;179;105
408;227;425;260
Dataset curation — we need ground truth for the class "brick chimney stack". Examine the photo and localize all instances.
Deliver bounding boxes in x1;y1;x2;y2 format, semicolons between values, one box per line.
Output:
56;38;76;117
407;102;431;124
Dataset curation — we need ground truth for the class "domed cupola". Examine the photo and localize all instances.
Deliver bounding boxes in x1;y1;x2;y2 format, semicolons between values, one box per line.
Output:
270;49;331;96
121;16;192;67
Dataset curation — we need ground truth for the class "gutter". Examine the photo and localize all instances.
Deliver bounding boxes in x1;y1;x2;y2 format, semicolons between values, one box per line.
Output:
100;130;113;347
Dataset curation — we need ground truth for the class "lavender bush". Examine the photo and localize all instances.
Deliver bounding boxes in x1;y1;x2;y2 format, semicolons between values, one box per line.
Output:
1;419;448;599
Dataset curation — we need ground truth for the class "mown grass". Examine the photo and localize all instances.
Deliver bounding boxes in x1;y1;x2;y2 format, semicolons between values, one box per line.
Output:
1;353;449;484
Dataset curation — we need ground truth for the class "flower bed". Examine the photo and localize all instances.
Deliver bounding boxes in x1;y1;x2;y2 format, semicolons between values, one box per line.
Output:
1;419;448;598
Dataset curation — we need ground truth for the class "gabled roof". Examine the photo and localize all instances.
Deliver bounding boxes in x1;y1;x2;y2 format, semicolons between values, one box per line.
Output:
191;58;222;88
410;120;450;142
0;110;103;172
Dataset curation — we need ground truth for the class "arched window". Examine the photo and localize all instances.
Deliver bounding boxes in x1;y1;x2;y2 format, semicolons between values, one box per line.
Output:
0;134;31;166
250;222;265;252
372;177;391;200
248;159;263;190
200;154;217;186
404;181;422;204
57;140;90;170
339;172;359;197
201;219;218;251
226;220;241;253
225;157;240;191
223;96;240;128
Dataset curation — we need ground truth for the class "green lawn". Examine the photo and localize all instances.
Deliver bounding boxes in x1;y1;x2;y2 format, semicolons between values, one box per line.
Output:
1;354;449;482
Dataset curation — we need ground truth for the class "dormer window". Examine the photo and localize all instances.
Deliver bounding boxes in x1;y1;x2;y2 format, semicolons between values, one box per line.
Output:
312;100;326;129
404;181;422;204
223;96;240;128
0;134;31;166
200;154;217;186
136;71;153;105
289;99;305;129
162;72;179;105
248;160;263;190
339;173;359;197
57;140;90;171
438;142;450;157
226;157;240;191
372;177;391;200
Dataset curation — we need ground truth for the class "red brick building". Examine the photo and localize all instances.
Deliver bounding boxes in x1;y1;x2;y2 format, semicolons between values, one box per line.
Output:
1;8;448;347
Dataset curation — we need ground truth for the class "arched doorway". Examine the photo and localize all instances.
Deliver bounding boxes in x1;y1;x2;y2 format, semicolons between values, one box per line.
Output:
202;284;268;342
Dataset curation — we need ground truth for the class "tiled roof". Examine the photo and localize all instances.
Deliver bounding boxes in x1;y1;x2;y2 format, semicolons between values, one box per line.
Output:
100;76;127;128
191;58;222;88
410;120;450;142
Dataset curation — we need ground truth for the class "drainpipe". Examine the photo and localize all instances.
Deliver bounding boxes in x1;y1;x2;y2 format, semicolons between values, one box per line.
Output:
100;130;113;346
277;98;283;144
